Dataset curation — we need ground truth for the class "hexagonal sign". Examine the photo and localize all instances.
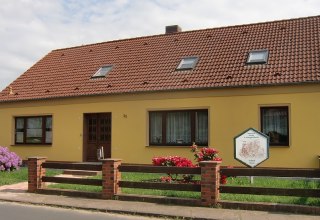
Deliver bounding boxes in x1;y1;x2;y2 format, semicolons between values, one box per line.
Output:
234;128;269;168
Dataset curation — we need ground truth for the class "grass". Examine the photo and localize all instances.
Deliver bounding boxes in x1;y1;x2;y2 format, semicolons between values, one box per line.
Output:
122;173;201;199
221;177;320;206
49;174;102;192
48;173;320;206
0;167;62;186
2;167;318;206
227;176;320;189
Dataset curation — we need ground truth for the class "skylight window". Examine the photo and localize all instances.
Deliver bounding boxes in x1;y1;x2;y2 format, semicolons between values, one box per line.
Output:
92;65;113;78
247;50;269;64
176;57;199;70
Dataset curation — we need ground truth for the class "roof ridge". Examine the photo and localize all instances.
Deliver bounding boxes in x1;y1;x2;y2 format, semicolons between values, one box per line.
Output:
53;15;320;52
206;14;320;31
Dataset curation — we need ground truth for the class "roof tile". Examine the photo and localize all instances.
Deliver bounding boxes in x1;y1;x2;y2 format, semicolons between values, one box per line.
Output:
1;15;320;102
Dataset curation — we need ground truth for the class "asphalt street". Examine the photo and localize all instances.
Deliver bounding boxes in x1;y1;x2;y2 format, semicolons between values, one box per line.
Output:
0;201;162;220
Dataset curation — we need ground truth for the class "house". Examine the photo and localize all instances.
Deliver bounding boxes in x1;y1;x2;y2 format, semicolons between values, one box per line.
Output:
0;16;319;168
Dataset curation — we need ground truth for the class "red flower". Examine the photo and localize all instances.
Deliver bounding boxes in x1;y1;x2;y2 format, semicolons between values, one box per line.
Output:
191;144;222;163
160;176;172;183
152;157;166;166
190;144;198;152
152;156;194;167
220;175;227;184
153;144;224;184
213;157;222;162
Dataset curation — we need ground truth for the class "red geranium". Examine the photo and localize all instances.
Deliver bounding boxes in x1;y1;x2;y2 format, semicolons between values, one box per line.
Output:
190;143;226;184
191;143;222;162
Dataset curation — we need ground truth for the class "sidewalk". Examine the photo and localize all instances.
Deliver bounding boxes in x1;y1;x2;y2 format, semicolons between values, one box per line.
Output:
0;182;319;220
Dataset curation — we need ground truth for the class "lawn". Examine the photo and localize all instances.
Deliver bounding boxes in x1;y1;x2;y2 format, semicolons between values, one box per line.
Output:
0;167;62;186
221;176;320;206
2;167;318;206
48;173;320;206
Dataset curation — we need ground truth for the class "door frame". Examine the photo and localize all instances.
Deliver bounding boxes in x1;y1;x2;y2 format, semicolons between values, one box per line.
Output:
83;112;112;162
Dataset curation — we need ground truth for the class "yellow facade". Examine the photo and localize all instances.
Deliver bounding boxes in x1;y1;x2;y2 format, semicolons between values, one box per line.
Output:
0;84;319;168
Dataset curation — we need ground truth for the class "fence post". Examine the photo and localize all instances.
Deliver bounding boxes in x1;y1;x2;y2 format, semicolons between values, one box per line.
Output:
28;157;47;193
101;158;122;199
199;160;221;207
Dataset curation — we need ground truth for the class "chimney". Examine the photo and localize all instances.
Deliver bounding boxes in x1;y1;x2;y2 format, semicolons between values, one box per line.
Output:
165;25;182;34
9;86;14;95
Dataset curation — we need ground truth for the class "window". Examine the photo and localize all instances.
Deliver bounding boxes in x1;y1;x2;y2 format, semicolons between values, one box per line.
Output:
149;109;208;146
260;107;289;146
15;116;52;145
176;57;199;70
247;50;269;64
92;65;113;78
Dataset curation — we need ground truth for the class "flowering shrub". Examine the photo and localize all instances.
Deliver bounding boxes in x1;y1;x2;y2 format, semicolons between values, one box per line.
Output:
220;174;228;184
152;156;194;168
152;156;194;182
0;146;22;171
160;176;172;183
152;144;228;184
190;143;222;163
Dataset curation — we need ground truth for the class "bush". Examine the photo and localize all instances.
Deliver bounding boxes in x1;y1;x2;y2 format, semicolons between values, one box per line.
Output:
190;144;222;162
152;156;194;167
152;144;228;184
152;156;195;182
0;146;22;171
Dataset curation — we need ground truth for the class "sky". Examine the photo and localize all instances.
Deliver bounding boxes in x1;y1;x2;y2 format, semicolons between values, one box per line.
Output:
1;0;320;91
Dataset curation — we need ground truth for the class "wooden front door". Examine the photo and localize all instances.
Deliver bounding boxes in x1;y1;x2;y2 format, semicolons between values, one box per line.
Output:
83;113;111;161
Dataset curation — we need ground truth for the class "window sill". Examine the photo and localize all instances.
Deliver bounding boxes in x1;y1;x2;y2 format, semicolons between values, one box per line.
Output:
11;144;52;147
146;145;192;148
269;145;290;148
146;145;208;148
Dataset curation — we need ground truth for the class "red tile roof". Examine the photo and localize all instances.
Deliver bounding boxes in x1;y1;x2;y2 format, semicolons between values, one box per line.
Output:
1;15;320;102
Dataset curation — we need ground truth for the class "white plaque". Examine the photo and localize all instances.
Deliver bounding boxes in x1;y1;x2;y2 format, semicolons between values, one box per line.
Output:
234;128;269;168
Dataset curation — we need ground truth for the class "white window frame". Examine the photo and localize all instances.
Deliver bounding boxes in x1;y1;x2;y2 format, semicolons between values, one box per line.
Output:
176;57;199;70
247;50;269;64
92;65;113;78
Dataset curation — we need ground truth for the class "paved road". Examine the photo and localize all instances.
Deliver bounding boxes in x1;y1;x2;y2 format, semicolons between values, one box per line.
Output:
0;201;161;220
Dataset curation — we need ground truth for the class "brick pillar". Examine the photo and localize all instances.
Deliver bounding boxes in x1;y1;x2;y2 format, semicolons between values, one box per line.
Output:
101;159;122;199
28;157;47;193
199;161;221;206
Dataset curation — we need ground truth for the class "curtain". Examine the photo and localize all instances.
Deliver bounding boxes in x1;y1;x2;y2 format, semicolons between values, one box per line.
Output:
166;112;191;144
196;111;208;144
26;117;43;143
45;117;52;144
15;118;24;143
262;108;288;143
150;112;162;144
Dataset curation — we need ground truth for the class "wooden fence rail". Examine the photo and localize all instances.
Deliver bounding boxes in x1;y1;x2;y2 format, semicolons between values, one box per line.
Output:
119;181;201;191
42;162;102;171
220;185;320;197
220;167;320;198
42;176;102;186
119;165;201;174
220;167;320;178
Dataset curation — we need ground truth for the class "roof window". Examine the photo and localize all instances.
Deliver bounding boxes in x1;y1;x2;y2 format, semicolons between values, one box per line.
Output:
176;57;199;70
247;50;269;64
92;65;113;78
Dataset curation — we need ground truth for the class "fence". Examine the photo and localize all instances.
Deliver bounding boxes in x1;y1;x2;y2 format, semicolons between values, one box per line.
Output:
28;157;320;211
220;167;320;197
28;157;220;206
28;157;122;200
